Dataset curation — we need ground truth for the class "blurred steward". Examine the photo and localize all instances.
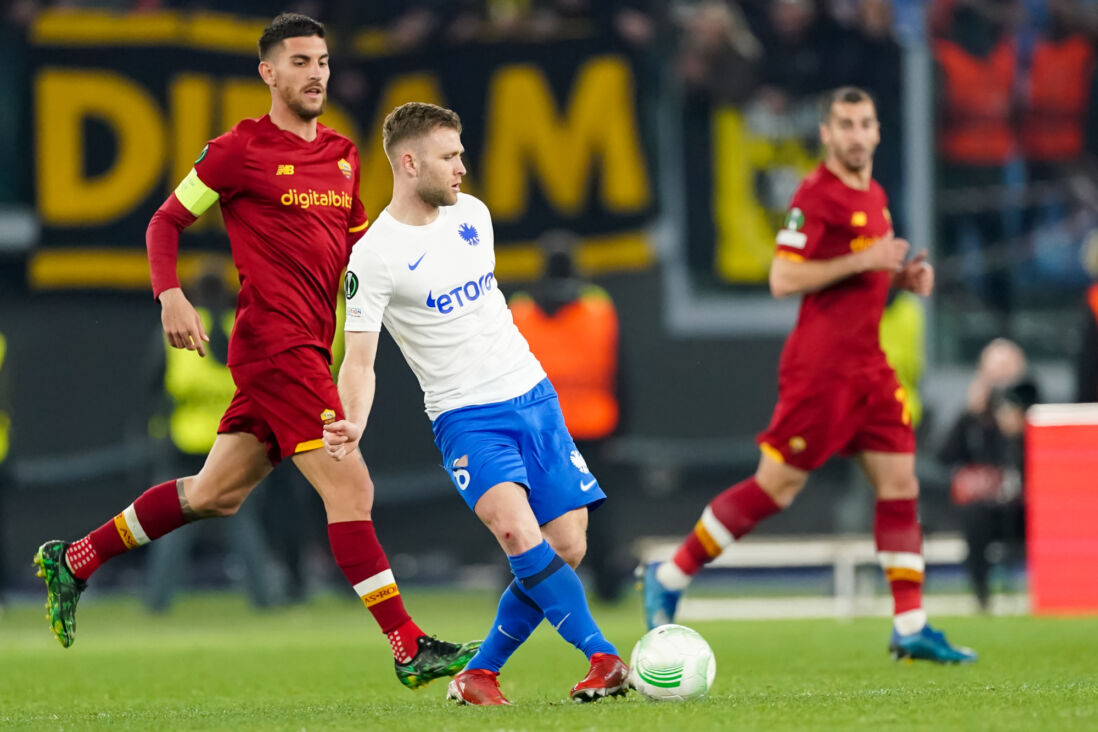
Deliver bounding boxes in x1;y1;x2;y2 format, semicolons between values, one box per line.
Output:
509;231;625;599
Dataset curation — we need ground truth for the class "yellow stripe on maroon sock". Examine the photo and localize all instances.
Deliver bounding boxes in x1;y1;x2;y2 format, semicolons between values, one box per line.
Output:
353;569;400;608
886;567;925;583
112;513;140;549
693;520;722;558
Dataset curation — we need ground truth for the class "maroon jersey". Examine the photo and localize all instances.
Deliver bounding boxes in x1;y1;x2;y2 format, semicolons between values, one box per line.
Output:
774;164;892;377
192;116;368;366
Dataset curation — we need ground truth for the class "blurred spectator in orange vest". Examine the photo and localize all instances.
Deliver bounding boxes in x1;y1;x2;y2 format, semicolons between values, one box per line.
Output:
1021;1;1095;170
509;230;625;599
1020;0;1096;281
934;1;1019;315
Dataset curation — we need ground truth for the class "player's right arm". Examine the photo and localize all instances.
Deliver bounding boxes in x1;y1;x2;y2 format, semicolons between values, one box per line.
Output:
326;247;393;461
769;235;908;297
768;198;908;298
146;137;239;357
325;330;379;461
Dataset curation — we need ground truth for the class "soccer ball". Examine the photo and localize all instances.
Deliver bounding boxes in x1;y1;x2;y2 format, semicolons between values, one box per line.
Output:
628;624;716;702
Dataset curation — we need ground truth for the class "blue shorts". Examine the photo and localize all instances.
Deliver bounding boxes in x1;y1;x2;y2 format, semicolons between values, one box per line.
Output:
431;379;606;525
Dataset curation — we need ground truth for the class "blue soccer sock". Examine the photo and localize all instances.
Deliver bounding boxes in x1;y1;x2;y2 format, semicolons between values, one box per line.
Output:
508;540;617;659
465;581;544;673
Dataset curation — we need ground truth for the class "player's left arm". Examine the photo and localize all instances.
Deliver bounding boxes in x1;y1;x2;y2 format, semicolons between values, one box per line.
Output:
325;330;379;461
892;250;935;296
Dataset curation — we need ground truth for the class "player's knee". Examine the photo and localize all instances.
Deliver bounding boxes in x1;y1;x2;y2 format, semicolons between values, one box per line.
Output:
551;535;587;568
188;489;244;518
879;475;919;500
487;517;542;554
757;476;804;509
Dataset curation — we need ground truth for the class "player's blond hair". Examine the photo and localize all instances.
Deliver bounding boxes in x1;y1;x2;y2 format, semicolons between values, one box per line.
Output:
382;103;463;159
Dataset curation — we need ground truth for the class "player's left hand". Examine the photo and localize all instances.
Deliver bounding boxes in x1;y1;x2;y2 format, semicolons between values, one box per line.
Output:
896;251;934;296
323;419;363;461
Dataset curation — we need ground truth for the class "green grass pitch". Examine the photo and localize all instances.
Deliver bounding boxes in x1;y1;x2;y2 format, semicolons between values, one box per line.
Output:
2;589;1096;731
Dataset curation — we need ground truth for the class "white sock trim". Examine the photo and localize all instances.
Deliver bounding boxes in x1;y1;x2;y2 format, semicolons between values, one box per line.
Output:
122;504;150;546
700;506;734;549
353;569;396;597
877;551;925;573
894;608;927;636
655;561;692;591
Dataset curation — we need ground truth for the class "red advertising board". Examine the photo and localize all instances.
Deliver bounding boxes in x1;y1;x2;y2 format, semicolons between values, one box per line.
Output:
1027;404;1098;614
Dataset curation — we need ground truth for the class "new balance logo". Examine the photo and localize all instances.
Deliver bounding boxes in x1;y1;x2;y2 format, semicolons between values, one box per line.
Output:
276;164;295;175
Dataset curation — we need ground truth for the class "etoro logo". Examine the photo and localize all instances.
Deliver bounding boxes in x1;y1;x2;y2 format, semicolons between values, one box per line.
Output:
426;271;495;314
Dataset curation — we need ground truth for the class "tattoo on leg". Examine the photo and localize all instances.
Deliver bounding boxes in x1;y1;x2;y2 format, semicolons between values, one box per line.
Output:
177;479;200;521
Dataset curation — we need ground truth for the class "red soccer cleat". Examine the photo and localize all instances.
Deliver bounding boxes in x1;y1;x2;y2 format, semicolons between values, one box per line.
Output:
569;652;630;702
446;668;512;706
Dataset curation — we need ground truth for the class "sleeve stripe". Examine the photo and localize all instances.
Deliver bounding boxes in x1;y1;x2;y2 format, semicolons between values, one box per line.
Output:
173;168;220;217
775;251;805;262
348;219;369;233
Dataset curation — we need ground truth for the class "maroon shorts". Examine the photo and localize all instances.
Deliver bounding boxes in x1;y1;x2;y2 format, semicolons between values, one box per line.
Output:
756;366;915;472
219;346;344;465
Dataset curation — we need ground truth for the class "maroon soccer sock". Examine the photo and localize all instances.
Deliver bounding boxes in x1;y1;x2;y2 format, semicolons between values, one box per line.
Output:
327;520;423;662
671;477;782;576
65;479;189;581
874;498;925;625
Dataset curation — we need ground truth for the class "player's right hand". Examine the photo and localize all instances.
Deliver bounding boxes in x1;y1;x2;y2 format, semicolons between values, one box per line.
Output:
861;232;909;272
323;420;363;461
159;287;209;357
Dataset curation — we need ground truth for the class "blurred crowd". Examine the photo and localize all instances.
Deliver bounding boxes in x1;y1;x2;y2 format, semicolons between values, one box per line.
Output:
6;0;1098;340
932;0;1098;323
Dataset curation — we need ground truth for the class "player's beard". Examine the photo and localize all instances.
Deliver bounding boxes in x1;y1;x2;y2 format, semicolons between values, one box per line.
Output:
837;145;870;173
284;87;326;121
417;180;458;208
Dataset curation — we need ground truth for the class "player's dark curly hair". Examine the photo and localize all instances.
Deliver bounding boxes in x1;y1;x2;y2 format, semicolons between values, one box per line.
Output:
382;103;463;157
819;86;876;123
258;13;325;60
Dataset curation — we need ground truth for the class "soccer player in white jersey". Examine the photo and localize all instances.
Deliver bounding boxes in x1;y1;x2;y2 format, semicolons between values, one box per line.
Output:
324;102;628;705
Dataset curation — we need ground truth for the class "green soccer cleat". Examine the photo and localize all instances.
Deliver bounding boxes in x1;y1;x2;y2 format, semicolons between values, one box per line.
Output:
395;636;481;690
33;540;87;648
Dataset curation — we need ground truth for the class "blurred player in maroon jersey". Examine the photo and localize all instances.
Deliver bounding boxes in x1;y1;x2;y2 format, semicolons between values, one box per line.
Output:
643;87;977;664
33;13;478;688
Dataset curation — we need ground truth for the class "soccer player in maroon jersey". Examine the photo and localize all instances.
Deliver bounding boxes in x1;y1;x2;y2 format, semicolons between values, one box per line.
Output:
642;87;977;664
33;13;479;688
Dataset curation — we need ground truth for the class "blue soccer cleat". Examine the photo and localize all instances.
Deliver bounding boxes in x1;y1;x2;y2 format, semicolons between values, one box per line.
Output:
889;624;978;664
639;562;681;630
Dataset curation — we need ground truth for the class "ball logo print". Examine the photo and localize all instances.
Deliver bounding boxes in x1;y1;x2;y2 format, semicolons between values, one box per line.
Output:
636;658;684;688
629;624;716;702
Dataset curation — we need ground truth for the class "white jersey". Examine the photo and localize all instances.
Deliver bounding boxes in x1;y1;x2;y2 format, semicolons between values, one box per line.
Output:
345;193;545;419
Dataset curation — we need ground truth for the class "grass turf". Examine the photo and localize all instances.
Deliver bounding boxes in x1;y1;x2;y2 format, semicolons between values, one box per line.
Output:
1;589;1096;731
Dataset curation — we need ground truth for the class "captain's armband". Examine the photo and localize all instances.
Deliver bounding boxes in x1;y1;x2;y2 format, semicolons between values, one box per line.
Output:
173;169;220;217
